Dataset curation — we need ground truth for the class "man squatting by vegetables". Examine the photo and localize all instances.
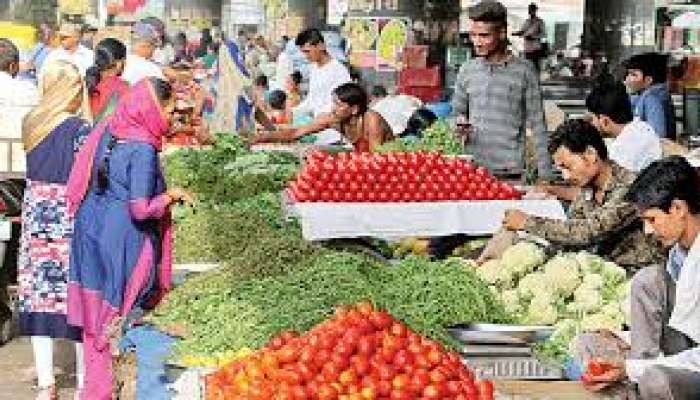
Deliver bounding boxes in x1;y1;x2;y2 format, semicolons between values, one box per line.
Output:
502;119;664;272
582;156;700;400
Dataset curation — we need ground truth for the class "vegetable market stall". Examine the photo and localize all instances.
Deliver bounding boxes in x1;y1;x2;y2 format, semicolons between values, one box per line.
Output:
139;131;632;398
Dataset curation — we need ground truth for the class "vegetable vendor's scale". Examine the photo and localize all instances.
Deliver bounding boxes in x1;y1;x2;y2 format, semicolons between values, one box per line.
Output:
449;324;565;380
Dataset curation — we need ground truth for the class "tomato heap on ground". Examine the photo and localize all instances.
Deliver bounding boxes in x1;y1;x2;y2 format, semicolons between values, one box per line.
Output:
288;151;521;203
206;303;494;400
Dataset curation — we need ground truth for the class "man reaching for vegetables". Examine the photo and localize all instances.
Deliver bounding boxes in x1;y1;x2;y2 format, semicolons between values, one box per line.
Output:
502;119;664;272
583;156;700;400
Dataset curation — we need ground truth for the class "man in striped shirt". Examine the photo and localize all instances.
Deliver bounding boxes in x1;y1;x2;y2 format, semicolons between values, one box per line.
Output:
452;0;552;181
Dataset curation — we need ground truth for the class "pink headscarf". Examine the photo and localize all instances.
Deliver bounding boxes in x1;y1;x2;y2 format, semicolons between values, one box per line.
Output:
66;78;173;298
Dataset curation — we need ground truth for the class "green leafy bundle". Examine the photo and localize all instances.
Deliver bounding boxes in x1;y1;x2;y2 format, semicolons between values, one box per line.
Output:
375;120;463;155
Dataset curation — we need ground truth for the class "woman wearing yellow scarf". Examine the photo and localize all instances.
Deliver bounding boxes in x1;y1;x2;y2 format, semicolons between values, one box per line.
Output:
20;60;92;400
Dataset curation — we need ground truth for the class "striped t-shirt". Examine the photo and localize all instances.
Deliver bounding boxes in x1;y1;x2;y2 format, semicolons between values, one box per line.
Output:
451;56;552;178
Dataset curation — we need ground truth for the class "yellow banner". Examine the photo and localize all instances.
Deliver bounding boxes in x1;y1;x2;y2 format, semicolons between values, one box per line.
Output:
58;0;92;14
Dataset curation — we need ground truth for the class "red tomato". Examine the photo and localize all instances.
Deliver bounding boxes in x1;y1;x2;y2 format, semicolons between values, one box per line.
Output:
423;384;441;399
317;384;339;400
377;364;396;381
393;350;414;371
322;363;341;383
429;368;447;384
339;369;358;386
392;374;411;390
377;380;392;396
426;349;443;368
357;336;377;355
477;380;494;400
390;322;408;338
350;355;371;376
410;369;430;393
369;311;393;330
378;191;390;202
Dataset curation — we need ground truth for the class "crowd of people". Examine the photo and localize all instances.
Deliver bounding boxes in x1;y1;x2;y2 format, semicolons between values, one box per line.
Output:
1;0;700;398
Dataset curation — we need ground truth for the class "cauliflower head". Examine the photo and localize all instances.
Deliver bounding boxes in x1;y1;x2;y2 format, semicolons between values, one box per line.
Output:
570;286;603;313
543;255;581;296
523;295;559;325
500;289;523;315
517;272;555;301
499;242;546;277
574;252;605;274
581;273;604;290
580;312;624;331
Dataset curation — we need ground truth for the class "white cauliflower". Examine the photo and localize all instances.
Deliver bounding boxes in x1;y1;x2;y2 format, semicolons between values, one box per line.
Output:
574;252;605;274
580;312;623;331
499;242;546;278
517;272;555;301
500;289;523;315
581;273;604;290
523;295;559;325
570;286;603;313
477;259;521;288
602;262;627;286
543;255;581;296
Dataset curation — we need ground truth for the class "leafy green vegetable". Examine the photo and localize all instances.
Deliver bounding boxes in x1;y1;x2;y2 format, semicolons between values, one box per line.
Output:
375;120;463;155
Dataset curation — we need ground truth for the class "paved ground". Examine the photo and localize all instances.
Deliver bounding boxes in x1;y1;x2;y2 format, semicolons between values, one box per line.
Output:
0;336;77;400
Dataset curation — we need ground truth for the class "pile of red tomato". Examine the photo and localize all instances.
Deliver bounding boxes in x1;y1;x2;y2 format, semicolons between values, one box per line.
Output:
206;303;494;400
288;151;522;203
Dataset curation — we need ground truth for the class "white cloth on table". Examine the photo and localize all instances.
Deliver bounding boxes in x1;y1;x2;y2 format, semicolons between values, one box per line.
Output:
293;200;566;241
371;95;423;136
608;121;662;172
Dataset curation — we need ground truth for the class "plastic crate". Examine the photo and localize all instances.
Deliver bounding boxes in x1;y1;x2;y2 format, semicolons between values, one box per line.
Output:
398;86;442;103
402;45;428;69
399;67;441;88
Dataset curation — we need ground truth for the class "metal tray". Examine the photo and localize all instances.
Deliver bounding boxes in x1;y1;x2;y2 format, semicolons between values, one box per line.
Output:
449;323;555;345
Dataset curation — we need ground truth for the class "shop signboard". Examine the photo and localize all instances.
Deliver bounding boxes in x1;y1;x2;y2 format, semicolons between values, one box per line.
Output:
328;0;349;25
59;0;92;14
376;17;409;71
227;0;264;25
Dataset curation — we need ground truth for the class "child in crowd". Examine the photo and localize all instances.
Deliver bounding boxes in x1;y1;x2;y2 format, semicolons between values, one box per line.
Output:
268;89;289;125
285;71;302;108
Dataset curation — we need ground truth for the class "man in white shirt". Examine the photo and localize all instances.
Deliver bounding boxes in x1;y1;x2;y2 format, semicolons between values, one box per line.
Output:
42;23;94;76
0;38;39;142
121;22;165;86
587;156;700;399
293;28;350;119
586;81;661;172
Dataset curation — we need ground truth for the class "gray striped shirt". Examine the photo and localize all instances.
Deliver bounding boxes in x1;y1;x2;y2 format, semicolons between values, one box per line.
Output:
451;56;552;178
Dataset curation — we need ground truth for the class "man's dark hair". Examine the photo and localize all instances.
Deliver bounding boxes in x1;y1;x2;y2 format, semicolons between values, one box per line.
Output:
549;119;608;160
585;81;634;125
626;52;669;84
625;156;700;214
371;85;388;98
468;1;507;27
334;82;368;115
268;89;287;111
295;28;325;47
0;38;19;72
290;71;302;86
255;74;268;88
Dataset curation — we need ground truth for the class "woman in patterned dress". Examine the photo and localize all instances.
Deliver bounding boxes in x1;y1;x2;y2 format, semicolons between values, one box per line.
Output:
20;60;92;400
66;78;189;400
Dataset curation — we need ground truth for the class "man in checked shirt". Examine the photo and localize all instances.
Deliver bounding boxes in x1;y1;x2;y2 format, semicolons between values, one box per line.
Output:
452;0;552;182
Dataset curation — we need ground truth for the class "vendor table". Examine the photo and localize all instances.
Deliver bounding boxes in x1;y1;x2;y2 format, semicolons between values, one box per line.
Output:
292;200;566;241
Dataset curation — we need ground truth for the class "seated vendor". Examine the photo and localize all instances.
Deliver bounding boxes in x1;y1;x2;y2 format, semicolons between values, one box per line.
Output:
584;156;700;400
502;119;664;272
254;82;393;152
